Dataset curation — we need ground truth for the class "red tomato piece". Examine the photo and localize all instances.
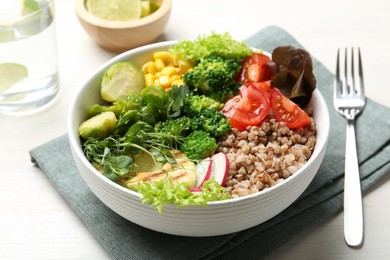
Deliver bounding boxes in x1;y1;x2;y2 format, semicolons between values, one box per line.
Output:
251;80;271;93
220;95;241;119
236;53;272;83
220;84;249;119
228;84;270;131
270;88;311;129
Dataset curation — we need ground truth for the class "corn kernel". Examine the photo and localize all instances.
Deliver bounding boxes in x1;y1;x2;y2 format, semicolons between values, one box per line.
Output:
153;52;173;65
171;55;179;67
158;75;171;88
177;59;192;74
144;74;155;86
171;79;184;86
155;58;165;71
153;78;160;86
160;66;177;76
142;61;157;74
170;75;180;81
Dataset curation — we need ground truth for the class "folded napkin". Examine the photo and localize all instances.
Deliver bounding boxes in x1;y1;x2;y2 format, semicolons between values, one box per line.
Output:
30;25;390;260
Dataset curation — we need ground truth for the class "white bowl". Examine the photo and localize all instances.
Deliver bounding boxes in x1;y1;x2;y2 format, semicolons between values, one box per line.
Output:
68;41;330;237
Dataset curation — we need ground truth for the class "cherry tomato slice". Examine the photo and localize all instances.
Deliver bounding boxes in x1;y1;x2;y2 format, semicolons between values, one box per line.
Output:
270;88;311;129
236;53;272;83
228;84;270;131
220;95;241;119
251;80;271;93
221;83;269;119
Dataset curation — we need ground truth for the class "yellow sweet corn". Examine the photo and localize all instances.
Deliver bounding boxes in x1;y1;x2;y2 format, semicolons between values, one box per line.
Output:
153;52;174;65
142;51;193;91
154;58;165;71
144;73;155;87
142;61;157;74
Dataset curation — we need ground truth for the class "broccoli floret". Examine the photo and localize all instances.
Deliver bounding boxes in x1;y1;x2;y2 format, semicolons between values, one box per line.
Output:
180;130;217;160
184;94;224;115
183;93;231;137
183;55;241;102
190;108;231;138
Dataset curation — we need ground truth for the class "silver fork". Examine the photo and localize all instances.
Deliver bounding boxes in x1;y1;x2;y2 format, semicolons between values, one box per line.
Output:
334;47;366;247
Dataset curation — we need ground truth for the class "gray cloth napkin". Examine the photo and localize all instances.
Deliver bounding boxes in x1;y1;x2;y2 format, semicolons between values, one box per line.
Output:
30;25;390;260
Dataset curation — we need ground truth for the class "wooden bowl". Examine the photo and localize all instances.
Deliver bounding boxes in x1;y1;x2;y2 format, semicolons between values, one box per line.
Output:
75;0;172;52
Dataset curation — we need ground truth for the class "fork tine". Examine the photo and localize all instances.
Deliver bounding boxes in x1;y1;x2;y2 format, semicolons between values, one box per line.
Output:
345;47;357;95
335;48;342;97
340;48;350;96
350;47;356;94
356;48;365;97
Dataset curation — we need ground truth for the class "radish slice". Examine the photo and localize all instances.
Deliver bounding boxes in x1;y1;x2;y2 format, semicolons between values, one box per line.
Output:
189;187;202;195
195;157;213;188
210;152;229;186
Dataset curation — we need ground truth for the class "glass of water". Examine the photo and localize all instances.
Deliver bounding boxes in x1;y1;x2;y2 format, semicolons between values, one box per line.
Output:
0;0;59;115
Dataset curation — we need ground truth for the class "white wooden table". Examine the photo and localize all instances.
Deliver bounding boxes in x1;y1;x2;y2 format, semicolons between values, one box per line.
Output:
1;0;390;259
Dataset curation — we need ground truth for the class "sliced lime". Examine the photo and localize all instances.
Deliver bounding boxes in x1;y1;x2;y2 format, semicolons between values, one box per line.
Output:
0;63;28;93
0;30;15;43
101;61;145;102
86;0;142;21
22;0;40;15
141;1;150;17
149;1;160;13
141;1;160;17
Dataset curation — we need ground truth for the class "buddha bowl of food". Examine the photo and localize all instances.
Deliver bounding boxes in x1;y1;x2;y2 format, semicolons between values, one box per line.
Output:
68;32;330;236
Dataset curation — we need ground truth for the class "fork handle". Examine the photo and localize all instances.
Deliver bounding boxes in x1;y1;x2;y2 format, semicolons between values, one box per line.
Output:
344;119;364;247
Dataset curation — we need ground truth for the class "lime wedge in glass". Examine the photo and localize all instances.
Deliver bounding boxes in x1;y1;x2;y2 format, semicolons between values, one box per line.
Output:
86;0;142;21
0;63;28;93
0;30;15;43
101;61;145;102
22;0;40;15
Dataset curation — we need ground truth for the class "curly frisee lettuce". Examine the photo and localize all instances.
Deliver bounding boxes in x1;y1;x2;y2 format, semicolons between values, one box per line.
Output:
170;32;253;62
136;178;230;213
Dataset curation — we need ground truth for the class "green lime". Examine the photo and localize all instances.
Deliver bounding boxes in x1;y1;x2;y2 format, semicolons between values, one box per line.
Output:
141;1;160;17
0;30;15;43
101;61;145;102
149;1;160;13
0;63;28;93
86;0;142;21
22;0;40;15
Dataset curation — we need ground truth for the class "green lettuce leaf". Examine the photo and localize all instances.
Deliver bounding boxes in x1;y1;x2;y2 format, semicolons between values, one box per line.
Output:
136;179;231;213
170;32;253;62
